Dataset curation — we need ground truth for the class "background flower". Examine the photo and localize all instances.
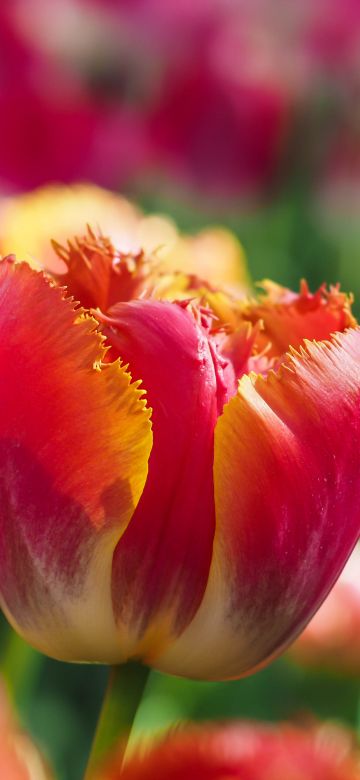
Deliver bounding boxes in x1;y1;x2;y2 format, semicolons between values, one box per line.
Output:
0;680;50;780
98;721;360;780
289;544;360;676
0;184;249;291
1;0;360;201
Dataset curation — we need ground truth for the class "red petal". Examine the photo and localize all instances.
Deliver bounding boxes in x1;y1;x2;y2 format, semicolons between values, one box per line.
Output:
243;280;356;359
100;299;234;655
51;227;151;311
155;328;360;678
0;260;152;661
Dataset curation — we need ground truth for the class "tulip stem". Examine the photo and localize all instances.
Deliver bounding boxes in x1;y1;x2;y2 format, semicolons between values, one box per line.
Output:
84;661;150;779
1;627;42;708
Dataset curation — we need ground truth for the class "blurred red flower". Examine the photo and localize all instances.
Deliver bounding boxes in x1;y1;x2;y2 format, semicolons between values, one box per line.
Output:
0;5;149;192
1;0;359;196
147;63;288;197
99;721;360;780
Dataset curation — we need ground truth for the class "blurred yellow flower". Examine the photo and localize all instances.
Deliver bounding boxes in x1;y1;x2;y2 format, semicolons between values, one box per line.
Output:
0;184;249;292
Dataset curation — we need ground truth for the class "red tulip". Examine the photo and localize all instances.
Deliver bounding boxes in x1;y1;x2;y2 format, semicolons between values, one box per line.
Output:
99;722;360;780
0;239;359;679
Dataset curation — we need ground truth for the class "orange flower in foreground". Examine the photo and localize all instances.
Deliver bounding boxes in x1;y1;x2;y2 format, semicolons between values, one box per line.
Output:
289;543;360;675
0;231;359;680
99;722;360;780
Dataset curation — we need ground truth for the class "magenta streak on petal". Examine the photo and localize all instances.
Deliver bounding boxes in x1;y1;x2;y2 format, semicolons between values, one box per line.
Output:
100;299;235;636
0;439;95;629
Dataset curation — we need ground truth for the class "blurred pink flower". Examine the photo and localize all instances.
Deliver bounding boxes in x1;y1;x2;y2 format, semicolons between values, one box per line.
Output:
147;62;288;197
289;545;360;676
2;0;360;196
0;5;149;192
301;0;360;74
98;721;360;780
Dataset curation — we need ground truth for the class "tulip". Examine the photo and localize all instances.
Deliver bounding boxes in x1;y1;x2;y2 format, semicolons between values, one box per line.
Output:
0;184;248;293
0;6;150;193
147;61;288;198
0;238;359;681
97;721;360;780
5;0;360;198
289;543;360;675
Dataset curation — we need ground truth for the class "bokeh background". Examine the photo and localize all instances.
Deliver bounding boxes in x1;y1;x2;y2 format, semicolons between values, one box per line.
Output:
0;2;360;779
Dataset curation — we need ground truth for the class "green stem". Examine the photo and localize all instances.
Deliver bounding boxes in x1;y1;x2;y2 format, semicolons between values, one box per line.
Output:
84;661;150;779
1;627;42;708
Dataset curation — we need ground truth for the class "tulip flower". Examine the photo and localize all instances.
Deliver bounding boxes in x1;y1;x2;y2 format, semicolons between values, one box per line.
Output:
289;543;360;675
0;237;359;681
5;0;360;198
0;184;248;292
0;6;150;193
98;721;360;780
147;61;288;198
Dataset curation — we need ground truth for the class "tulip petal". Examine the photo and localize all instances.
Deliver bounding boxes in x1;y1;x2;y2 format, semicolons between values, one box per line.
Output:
156;226;249;290
243;280;356;358
154;328;360;678
51;227;151;311
100;299;234;658
0;259;152;662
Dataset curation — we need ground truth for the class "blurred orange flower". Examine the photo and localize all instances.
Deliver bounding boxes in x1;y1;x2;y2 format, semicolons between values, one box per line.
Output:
0;682;50;780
